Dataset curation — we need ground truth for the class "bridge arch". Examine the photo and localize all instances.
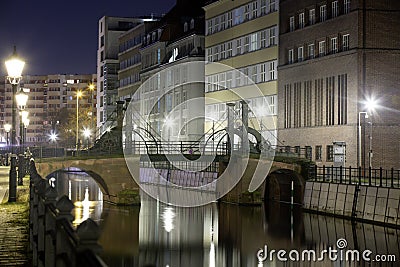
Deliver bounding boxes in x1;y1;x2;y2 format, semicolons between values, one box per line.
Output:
264;169;305;204
45;167;110;196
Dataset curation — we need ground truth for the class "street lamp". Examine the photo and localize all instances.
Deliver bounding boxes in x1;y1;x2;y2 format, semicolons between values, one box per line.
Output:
76;90;83;156
5;46;25;202
83;128;91;150
23;119;30;146
49;132;58;157
88;83;95;143
358;97;378;168
358;112;368;168
4;123;11;147
19;110;29;149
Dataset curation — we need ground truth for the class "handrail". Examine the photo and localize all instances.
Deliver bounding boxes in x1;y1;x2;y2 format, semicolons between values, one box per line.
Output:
29;159;107;267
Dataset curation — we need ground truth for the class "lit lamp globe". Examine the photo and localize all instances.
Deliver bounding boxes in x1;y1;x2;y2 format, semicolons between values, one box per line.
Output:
5;47;25;83
4;123;11;133
23;119;30;128
16;89;28;110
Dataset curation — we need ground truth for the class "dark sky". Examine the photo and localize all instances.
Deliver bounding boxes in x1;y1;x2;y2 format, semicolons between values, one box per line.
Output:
0;0;176;76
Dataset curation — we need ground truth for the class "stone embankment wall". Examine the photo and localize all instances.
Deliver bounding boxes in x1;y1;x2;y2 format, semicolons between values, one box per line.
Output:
303;181;400;227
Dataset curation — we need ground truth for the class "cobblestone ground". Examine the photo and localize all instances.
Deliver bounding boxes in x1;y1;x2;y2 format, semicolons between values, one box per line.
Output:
0;166;31;266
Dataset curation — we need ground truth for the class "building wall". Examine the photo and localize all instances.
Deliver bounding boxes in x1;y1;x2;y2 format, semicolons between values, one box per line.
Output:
204;0;279;144
0;74;96;146
97;16;143;135
278;0;400;168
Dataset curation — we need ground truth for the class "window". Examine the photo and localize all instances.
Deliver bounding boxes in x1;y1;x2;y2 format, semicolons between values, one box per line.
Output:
227;41;233;57
207;20;212;35
327;145;334;161
298;46;304;62
309;9;316;25
250;33;258;51
269;61;276;80
316;146;322;161
320;5;327;22
236;39;242;55
220;15;226;30
190;19;195;29
261;30;267;47
342;34;350;51
184;22;188;32
319;40;326;56
220;43;226;59
332;1;339;17
227;11;233;27
299;13;305;28
207;48;213;62
261;0;267;15
214;17;220;33
290;16;295;31
331;37;338;53
344;0;351;14
244;36;250;53
269;27;276;45
252;1;258;18
288;49;294;64
305;146;312;160
270;0;276;12
245;4;250;21
100;36;104;47
308;43;315;59
260;64;266;82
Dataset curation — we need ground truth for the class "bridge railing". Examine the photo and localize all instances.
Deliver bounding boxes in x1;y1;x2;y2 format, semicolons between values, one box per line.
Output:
308;165;400;188
29;160;107;267
124;140;229;155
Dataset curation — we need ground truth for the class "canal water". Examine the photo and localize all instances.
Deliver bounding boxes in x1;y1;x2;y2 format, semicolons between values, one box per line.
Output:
53;171;400;267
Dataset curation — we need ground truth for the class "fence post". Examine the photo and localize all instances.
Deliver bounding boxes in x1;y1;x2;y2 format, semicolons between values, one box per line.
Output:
368;167;372;186
391;168;394;188
55;196;75;267
358;166;362;185
379;167;383;187
322;165;326;182
44;187;58;267
339;166;343;184
76;219;102;254
349;166;352;184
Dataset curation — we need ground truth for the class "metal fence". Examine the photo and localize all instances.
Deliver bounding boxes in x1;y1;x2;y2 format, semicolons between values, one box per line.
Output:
29;160;107;267
308;165;400;188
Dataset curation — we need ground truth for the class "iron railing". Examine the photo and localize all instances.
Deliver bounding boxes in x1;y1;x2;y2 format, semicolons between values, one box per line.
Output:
308;165;400;188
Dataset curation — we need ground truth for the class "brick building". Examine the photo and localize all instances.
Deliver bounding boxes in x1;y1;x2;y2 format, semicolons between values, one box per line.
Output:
277;0;400;168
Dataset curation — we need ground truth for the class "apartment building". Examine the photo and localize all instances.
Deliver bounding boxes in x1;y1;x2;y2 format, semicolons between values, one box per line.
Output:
278;0;400;168
0;74;96;147
118;16;161;101
97;16;145;135
136;0;206;141
203;0;279;146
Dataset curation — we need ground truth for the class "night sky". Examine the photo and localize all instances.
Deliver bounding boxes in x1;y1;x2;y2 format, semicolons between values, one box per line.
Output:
0;0;175;76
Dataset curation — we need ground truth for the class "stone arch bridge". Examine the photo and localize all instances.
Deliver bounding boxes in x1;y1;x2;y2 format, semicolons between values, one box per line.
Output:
34;156;306;205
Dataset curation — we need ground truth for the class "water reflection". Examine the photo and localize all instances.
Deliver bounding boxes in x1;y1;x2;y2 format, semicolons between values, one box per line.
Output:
55;171;400;266
50;170;103;225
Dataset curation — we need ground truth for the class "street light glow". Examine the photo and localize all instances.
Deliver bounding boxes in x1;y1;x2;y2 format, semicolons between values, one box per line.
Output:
364;97;378;113
83;128;91;138
49;132;58;142
5;47;25;79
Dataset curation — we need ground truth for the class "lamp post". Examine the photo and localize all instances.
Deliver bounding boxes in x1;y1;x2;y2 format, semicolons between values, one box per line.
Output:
23;119;30;146
4;123;11;147
358;111;368;168
5;46;25;202
49;132;58;157
76;90;83;156
20;110;29;150
358;97;378;169
88;83;95;143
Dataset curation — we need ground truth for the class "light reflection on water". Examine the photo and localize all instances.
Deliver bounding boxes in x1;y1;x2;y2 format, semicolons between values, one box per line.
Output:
53;171;400;267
